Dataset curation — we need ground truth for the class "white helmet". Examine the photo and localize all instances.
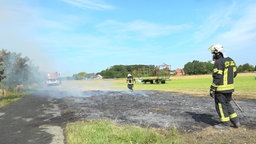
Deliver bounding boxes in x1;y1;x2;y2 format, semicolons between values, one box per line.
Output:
209;44;224;54
127;74;132;77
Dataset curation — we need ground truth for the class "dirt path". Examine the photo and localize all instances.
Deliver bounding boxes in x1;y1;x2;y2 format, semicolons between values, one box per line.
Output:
0;93;65;144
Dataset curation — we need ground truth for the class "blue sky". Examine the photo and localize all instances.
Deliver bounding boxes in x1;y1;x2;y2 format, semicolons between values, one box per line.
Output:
1;0;256;76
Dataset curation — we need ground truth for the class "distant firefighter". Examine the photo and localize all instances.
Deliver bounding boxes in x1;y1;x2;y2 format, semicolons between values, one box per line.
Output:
126;74;135;91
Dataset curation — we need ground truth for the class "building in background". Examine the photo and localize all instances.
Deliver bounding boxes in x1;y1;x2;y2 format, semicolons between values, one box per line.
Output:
175;68;185;76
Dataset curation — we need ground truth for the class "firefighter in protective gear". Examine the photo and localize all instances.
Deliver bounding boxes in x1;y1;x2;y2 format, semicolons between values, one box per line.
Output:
127;74;135;91
209;44;240;129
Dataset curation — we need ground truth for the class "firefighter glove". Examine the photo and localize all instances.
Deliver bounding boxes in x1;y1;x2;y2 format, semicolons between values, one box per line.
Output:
209;85;216;98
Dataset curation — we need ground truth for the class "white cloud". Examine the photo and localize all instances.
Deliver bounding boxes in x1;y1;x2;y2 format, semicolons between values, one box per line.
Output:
190;1;256;65
216;3;256;50
210;3;256;65
0;1;58;72
193;2;236;42
96;20;190;39
61;0;115;10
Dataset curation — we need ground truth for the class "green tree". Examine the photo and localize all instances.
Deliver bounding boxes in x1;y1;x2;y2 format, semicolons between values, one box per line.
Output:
132;69;137;77
183;62;193;75
2;51;28;88
0;57;5;82
204;61;214;74
237;65;243;73
183;60;213;75
0;49;43;90
237;63;255;72
242;63;254;72
99;64;156;78
73;72;87;80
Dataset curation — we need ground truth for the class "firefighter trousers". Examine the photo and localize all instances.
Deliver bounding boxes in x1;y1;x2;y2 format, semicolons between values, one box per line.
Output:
214;92;239;123
127;84;133;90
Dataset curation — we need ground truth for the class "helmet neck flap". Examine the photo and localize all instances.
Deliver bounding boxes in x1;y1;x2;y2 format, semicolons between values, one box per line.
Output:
212;52;223;61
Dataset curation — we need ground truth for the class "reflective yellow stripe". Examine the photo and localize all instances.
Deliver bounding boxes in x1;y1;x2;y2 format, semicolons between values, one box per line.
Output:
211;83;217;87
225;61;235;67
230;113;238;118
223;68;228;85
213;68;223;75
218;103;230;122
233;67;237;72
217;84;234;91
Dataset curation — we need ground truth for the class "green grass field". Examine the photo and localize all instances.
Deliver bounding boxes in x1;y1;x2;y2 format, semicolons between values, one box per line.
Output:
235;75;256;98
114;73;256;99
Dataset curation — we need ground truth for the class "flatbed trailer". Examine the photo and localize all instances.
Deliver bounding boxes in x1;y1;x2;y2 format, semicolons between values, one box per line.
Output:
138;63;170;84
141;78;166;84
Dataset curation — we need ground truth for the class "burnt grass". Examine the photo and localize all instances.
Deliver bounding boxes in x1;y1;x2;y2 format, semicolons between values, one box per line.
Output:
59;90;256;132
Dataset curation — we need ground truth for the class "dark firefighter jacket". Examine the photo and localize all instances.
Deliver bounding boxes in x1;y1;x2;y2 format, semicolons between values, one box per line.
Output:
127;76;134;84
211;57;237;93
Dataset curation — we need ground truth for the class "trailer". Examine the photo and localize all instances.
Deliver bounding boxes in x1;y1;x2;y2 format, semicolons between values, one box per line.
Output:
140;78;166;84
138;64;171;84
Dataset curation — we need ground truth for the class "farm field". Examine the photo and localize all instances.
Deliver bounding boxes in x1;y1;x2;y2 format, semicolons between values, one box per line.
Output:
73;73;256;99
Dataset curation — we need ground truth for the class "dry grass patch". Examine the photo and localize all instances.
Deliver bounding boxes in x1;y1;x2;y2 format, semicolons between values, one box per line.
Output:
183;126;256;144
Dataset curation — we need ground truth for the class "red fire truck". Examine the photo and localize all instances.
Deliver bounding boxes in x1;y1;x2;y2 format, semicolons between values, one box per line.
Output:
46;72;61;86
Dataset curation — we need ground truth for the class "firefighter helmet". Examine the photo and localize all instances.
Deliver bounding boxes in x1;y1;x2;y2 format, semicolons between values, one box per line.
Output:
209;44;224;54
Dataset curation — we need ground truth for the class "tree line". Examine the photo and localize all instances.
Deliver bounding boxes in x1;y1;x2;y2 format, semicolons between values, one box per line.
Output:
0;49;43;91
97;61;255;78
99;65;156;79
183;60;256;75
71;72;96;80
237;63;256;73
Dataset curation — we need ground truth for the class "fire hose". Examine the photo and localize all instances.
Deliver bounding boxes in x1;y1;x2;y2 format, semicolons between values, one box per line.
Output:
232;96;244;112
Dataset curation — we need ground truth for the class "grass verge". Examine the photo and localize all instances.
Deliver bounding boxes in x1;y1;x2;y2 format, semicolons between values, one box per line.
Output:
182;126;256;144
0;92;25;108
65;120;256;144
66;120;182;144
